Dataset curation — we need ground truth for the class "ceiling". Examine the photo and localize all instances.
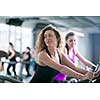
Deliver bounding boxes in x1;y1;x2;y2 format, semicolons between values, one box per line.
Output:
0;16;100;34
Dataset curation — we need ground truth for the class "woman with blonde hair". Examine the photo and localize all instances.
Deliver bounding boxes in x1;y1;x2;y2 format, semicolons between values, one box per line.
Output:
30;25;94;83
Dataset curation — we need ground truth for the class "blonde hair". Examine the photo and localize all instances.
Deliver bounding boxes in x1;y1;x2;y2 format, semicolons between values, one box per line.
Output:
35;24;64;55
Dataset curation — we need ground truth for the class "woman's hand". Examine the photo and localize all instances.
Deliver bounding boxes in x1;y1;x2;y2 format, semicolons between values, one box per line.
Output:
82;71;94;81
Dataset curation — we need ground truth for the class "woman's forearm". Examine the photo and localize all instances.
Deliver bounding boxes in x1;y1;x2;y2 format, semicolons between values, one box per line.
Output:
65;58;88;74
59;65;84;79
75;66;88;74
62;54;88;75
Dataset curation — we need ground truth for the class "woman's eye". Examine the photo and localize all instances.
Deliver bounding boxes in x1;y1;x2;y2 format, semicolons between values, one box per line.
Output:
69;40;76;42
44;35;47;38
69;40;73;42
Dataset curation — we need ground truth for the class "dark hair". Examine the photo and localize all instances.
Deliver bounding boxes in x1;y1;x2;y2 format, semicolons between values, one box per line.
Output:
65;32;75;54
26;47;31;51
9;42;14;47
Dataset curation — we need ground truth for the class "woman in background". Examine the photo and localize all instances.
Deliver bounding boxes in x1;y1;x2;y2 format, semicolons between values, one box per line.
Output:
54;32;97;82
7;42;17;76
21;47;31;77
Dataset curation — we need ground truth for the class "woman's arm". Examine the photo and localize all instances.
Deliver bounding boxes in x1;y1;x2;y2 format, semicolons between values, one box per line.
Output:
61;52;88;74
38;51;92;80
76;50;96;67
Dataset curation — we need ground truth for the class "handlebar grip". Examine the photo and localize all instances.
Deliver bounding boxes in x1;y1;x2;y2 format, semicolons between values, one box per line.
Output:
92;65;100;72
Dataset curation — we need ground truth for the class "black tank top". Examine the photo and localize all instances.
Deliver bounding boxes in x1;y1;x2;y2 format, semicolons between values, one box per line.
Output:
30;49;61;83
8;51;16;61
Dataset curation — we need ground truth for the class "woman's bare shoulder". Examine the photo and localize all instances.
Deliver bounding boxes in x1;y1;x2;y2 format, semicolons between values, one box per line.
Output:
37;50;47;66
38;50;52;66
38;50;50;60
38;50;46;56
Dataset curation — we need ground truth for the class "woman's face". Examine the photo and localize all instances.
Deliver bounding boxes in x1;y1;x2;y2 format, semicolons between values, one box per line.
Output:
66;36;76;49
44;30;57;47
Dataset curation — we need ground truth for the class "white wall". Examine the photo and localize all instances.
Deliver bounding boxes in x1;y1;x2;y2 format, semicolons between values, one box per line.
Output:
77;33;93;67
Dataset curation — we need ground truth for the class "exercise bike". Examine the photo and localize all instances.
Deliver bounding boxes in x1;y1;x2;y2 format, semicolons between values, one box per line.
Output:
79;65;100;83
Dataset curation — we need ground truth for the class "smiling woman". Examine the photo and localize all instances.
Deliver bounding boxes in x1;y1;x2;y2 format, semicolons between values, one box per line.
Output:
53;32;98;83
